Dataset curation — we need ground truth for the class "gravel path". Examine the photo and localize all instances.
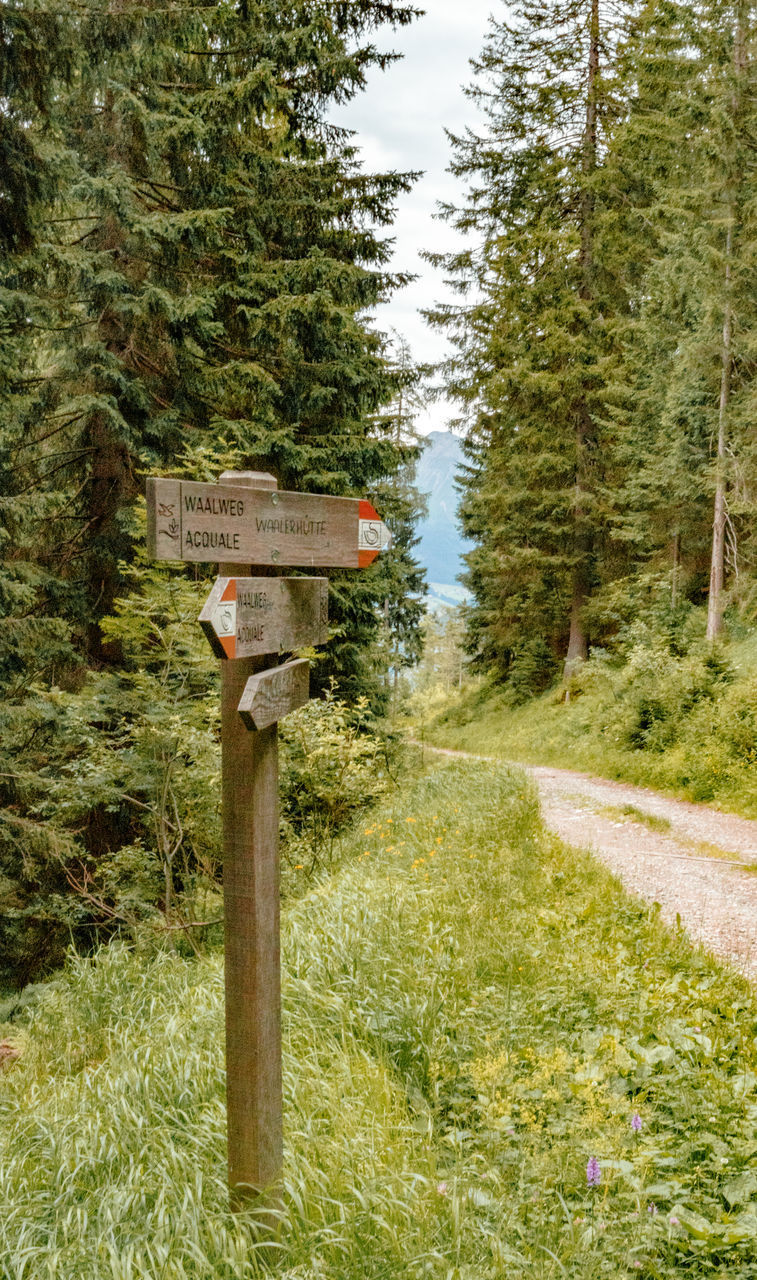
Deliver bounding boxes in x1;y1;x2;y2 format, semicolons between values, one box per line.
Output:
420;744;757;982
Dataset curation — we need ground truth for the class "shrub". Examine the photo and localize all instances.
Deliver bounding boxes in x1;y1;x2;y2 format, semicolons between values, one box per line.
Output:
279;686;392;878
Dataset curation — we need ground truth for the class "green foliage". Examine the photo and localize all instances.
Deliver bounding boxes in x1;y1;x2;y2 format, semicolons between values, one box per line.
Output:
0;523;220;986
430;0;757;682
428;0;637;671
503;637;559;707
425;616;757;815
0;0;428;986
279;686;392;878
0;505;405;984
3;759;757;1276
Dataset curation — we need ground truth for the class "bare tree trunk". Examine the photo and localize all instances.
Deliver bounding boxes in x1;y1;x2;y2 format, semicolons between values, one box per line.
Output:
706;234;732;643
566;0;599;671
706;11;744;642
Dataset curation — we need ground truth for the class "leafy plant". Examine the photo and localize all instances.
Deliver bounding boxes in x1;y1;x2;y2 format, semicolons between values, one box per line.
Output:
279;686;391;877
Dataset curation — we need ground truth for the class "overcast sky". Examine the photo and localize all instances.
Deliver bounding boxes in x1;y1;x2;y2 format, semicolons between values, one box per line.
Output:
331;2;496;435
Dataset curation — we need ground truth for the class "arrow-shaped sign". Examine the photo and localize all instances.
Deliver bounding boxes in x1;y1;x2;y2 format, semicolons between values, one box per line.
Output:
199;576;328;661
238;658;311;730
147;478;391;568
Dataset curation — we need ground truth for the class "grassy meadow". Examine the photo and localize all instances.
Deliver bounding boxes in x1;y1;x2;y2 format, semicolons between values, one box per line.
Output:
2;757;757;1278
419;630;757;818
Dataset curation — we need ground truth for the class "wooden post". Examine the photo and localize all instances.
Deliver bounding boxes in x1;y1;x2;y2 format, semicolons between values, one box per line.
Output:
146;467;389;1211
218;470;283;1208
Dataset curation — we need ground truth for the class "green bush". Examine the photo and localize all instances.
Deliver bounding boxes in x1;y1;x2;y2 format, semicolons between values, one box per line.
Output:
279;686;393;879
423;610;757;815
505;637;558;705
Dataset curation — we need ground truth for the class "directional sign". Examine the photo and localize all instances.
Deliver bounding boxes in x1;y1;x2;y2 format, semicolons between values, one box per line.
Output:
238;658;311;731
199;576;328;661
146;477;391;568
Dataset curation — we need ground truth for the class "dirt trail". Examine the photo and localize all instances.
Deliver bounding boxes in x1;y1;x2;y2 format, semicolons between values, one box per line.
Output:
419;743;757;982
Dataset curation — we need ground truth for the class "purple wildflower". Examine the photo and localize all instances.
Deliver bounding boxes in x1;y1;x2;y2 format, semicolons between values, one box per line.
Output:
669;1215;680;1227
631;1112;642;1133
586;1156;601;1187
647;1203;658;1216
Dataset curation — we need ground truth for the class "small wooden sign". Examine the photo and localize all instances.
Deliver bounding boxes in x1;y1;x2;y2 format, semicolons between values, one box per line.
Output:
146;477;391;568
199;576;328;661
238;658;311;731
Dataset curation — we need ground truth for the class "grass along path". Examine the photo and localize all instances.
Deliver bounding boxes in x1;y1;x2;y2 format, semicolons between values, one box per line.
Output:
3;758;757;1277
415;742;757;983
417;661;757;820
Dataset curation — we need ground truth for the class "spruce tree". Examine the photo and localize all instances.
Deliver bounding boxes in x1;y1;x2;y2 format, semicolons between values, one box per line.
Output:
428;0;636;678
611;0;757;635
1;0;425;983
39;0;421;670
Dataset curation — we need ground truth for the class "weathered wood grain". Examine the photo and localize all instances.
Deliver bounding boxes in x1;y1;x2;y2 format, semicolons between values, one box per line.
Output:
219;471;284;1209
237;658;311;731
199;576;328;660
145;476;182;560
147;476;390;567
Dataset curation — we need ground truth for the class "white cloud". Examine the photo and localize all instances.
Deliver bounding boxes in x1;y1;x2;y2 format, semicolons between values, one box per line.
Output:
331;1;497;433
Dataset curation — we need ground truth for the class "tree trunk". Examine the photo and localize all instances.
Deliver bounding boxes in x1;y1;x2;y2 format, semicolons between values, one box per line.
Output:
671;528;680;608
706;245;731;643
86;410;133;662
566;0;599;672
706;12;744;642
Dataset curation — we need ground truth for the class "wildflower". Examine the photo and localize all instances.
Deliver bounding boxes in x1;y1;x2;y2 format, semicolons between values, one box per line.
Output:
437;1182;448;1195
631;1112;642;1133
586;1156;601;1187
294;864;303;870
669;1216;680;1227
647;1203;657;1216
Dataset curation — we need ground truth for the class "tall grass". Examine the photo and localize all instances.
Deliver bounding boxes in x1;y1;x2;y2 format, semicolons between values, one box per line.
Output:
2;760;757;1277
420;633;757;817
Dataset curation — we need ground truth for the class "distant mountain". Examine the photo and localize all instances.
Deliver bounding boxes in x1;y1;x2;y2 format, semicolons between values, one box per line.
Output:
425;582;470;614
415;431;473;588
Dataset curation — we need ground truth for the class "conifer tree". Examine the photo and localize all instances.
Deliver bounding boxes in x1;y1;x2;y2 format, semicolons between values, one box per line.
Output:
372;334;427;690
428;0;636;677
611;0;757;635
37;0;421;671
1;0;425;982
0;1;81;983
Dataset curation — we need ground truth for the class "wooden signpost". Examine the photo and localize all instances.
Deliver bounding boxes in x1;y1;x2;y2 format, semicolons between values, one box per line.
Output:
238;658;311;731
146;476;390;568
146;468;390;1210
199;576;328;661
